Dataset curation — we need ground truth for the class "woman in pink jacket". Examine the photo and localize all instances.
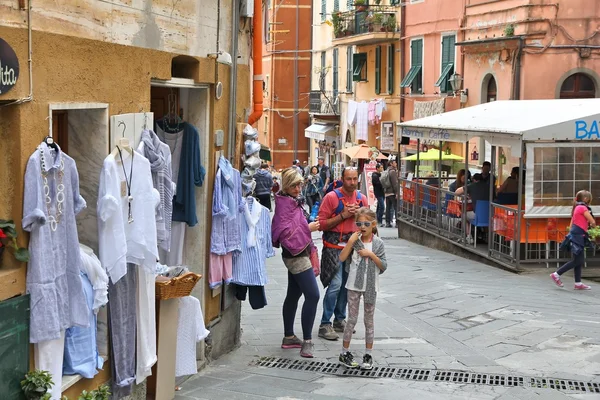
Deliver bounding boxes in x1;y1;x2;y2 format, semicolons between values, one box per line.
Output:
272;168;321;358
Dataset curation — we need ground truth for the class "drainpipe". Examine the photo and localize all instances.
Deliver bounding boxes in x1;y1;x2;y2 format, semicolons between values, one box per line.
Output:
247;0;264;126
1;0;33;108
228;0;240;159
399;1;405;124
513;37;523;100
293;0;299;160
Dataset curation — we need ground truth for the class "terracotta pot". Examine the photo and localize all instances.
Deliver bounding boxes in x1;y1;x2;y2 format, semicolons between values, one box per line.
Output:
356;5;367;11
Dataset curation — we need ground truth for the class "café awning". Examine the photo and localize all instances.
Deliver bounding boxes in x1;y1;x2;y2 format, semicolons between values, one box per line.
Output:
305;123;337;142
397;99;600;156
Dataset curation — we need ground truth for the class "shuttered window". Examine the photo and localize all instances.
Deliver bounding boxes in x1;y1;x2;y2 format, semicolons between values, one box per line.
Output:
352;53;367;82
334;0;339;12
321;0;326;22
435;35;456;93
375;46;381;95
333;48;339;97
400;38;423;93
346;46;353;92
347;0;353;9
387;44;394;94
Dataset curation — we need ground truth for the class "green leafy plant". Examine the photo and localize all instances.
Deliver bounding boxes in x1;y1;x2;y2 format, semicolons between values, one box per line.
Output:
354;0;366;5
0;219;30;262
372;12;384;25
504;24;515;37
78;391;95;400
588;226;600;240
384;14;396;31
91;385;111;400
21;370;54;400
332;11;343;37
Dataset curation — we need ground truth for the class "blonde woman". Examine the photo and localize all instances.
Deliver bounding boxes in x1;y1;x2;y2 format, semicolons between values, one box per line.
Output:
272;168;321;357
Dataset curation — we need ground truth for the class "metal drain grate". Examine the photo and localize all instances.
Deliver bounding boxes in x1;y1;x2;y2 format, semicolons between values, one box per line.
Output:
252;357;600;394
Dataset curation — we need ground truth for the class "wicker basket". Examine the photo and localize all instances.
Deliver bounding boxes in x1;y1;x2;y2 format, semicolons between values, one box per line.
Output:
155;272;202;300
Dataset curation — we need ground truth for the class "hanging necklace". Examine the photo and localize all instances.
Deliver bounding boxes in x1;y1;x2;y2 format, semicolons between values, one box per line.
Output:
39;146;65;232
117;147;135;224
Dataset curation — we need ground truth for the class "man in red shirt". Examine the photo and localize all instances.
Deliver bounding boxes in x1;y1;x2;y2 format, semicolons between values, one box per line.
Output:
317;167;365;340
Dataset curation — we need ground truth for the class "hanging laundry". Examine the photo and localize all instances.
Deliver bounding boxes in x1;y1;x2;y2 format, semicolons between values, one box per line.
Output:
413;98;446;119
375;99;387;125
368;101;376;125
355;101;370;141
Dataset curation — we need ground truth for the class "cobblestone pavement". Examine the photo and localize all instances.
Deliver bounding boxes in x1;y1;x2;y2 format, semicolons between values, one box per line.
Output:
176;227;600;399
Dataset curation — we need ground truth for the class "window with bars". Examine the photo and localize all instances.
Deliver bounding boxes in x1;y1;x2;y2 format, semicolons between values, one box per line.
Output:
375;46;381;95
435;35;455;93
346;46;353;92
531;145;600;208
387;44;394;94
400;38;423;93
321;0;327;22
333;48;339;97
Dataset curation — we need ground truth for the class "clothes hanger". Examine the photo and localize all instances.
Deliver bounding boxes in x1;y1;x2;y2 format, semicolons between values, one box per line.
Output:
43;135;59;151
110;120;133;158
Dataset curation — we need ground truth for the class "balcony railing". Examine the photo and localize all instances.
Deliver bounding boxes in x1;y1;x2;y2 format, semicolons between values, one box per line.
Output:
309;90;339;115
332;6;398;39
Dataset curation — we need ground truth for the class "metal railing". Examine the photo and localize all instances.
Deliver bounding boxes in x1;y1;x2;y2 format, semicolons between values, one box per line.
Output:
309;90;339;115
397;178;600;268
332;6;398;39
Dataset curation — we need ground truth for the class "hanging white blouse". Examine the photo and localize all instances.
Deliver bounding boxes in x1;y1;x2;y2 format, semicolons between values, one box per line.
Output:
97;151;160;284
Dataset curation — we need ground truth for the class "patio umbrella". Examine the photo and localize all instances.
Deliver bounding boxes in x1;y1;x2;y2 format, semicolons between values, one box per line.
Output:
401;148;464;161
338;144;388;160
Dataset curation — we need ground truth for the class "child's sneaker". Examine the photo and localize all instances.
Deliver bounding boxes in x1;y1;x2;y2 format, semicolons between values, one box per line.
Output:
550;272;564;288
574;282;591;290
361;354;373;370
339;351;359;368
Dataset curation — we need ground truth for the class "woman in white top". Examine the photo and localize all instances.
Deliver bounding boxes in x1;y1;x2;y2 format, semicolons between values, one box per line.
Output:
338;208;387;370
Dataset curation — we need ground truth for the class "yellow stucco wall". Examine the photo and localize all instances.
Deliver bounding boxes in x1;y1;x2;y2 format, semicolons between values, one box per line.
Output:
0;25;250;300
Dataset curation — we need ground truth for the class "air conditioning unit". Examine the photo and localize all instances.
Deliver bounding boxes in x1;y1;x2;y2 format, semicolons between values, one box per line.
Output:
240;0;254;17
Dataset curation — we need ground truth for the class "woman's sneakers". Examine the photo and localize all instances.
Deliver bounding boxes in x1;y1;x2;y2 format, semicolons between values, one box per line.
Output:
339;351;359;368
300;341;314;358
361;354;373;370
281;336;303;349
550;272;564;288
575;282;591;290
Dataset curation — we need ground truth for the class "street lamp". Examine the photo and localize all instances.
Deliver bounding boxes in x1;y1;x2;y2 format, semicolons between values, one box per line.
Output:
449;73;468;103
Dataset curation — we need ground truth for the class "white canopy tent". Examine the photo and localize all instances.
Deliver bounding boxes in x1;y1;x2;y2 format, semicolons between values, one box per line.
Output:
397;99;600;157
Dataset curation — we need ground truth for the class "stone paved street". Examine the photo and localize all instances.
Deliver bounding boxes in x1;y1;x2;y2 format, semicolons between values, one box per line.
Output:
176;228;600;399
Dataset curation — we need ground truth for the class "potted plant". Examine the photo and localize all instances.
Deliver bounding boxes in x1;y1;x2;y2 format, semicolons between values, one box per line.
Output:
0;219;30;263
332;11;343;38
21;370;53;400
354;0;368;12
372;12;384;31
384;13;396;32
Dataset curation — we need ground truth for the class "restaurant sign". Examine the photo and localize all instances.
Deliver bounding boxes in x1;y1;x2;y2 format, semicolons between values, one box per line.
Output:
575;120;600;140
0;38;19;95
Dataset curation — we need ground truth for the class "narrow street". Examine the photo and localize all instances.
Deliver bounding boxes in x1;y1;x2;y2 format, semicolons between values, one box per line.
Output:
175;229;600;399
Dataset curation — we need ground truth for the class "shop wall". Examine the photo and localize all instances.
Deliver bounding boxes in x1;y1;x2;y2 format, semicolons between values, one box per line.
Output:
0;0;250;64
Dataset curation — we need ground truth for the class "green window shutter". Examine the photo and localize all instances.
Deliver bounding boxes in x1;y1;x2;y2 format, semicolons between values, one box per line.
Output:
320;51;326;90
409;39;423;93
387;44;394;94
375;46;381;94
437;35;456;92
321;0;326;22
0;295;30;399
333;48;339;97
334;0;339;11
411;39;423;66
353;53;367;82
346;46;353;92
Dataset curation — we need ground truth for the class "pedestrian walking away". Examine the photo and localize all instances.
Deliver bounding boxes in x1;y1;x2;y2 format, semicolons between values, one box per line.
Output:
338;208;387;370
371;163;385;224
382;158;399;228
317;156;331;196
254;163;274;211
551;190;595;290
317;167;365;340
271;168;321;358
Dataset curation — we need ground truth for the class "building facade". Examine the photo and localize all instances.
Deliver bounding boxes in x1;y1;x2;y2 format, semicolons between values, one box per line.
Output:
0;1;253;397
259;0;312;169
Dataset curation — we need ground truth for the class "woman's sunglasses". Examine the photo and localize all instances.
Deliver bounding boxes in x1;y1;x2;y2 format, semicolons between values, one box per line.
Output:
356;221;376;228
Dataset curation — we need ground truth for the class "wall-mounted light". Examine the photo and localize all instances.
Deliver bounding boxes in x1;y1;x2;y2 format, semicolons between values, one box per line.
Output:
449;73;468;104
499;149;507;165
445;146;452;156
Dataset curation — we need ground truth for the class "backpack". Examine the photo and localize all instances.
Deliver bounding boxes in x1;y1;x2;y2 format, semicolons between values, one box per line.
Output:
380;170;392;191
333;189;366;216
325;180;343;194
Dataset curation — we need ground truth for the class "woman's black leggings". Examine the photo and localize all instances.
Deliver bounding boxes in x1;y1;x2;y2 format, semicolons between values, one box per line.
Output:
557;250;584;282
283;267;320;340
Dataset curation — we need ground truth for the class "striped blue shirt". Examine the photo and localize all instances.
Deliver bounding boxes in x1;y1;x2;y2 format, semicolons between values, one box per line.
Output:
232;198;275;286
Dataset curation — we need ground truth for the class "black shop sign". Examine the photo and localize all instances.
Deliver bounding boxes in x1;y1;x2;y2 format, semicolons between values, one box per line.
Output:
0;38;19;95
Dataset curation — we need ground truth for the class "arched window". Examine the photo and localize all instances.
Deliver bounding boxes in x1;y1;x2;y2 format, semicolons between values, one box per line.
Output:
560;73;595;99
486;77;497;103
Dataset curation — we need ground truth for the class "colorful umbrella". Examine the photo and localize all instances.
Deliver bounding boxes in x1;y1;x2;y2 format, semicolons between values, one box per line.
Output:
401;148;464;161
338;144;388;160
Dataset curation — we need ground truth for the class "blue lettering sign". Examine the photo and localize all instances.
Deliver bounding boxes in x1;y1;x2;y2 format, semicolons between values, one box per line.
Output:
575;120;600;140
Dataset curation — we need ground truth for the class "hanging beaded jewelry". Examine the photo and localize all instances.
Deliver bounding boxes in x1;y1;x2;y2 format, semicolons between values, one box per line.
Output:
39;146;65;232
